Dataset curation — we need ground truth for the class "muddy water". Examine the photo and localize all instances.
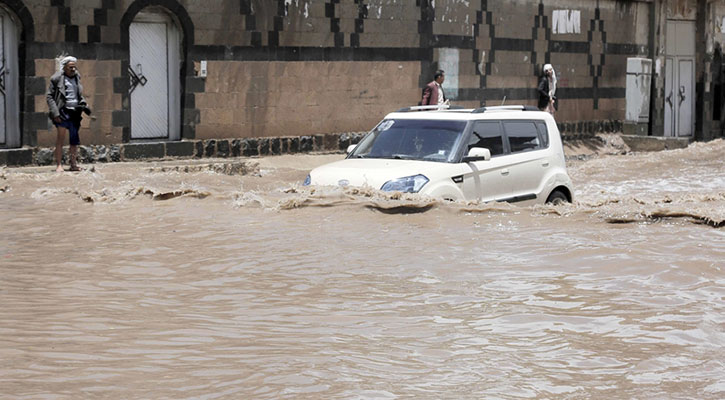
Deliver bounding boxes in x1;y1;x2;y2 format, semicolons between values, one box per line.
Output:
1;139;724;399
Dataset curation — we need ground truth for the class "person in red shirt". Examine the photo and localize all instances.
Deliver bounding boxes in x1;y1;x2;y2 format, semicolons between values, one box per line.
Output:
420;69;449;106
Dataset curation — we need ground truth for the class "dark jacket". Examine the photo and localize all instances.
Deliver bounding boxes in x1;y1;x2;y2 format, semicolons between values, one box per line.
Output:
46;71;88;120
537;76;555;110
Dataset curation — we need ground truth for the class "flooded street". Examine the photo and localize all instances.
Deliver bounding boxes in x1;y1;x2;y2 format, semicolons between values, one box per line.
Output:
1;138;724;399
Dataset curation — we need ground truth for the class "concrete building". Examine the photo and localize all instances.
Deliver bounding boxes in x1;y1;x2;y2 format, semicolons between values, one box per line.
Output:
0;0;723;165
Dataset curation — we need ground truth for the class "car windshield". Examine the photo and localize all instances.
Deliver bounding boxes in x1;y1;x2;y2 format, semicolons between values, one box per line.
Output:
349;119;468;162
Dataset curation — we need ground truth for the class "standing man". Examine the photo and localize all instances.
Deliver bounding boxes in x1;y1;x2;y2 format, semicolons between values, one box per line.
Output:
47;56;90;172
420;69;449;106
537;64;557;115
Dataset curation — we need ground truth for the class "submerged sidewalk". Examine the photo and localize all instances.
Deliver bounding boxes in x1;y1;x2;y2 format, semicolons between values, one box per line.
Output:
0;133;366;167
0;132;690;168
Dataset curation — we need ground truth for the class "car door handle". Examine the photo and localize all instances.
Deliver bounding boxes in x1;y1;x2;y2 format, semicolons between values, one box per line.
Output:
501;169;509;176
541;161;549;167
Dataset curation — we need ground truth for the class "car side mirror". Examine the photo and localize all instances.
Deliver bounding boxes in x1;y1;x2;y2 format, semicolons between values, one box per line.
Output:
463;147;491;162
346;144;357;154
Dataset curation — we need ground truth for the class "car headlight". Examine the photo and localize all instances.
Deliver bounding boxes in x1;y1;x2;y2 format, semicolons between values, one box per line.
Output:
380;174;429;193
303;174;311;186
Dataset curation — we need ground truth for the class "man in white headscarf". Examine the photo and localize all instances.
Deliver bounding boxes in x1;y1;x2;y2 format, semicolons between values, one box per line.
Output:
537;64;557;115
46;55;91;172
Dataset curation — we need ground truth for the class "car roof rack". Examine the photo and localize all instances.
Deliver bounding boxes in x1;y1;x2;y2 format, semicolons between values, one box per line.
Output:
396;104;467;112
471;105;540;113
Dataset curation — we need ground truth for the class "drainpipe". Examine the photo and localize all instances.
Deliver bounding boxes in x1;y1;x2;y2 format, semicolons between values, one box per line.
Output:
695;0;706;141
647;1;656;136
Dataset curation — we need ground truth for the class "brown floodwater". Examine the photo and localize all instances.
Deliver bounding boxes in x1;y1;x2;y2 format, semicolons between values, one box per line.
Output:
1;138;724;399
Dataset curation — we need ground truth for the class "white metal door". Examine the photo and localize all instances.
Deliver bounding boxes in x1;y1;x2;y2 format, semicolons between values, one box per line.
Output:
130;21;168;139
664;20;695;137
129;11;180;140
665;56;674;136
0;9;20;147
677;59;693;136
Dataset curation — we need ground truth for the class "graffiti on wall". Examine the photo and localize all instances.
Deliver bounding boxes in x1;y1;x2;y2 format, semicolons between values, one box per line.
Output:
552;10;580;34
667;0;696;20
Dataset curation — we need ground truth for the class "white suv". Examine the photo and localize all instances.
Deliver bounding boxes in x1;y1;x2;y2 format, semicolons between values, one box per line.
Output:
304;105;573;205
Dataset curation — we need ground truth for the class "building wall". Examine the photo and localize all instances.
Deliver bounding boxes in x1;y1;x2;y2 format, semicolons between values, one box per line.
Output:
2;0;667;151
193;60;420;140
647;0;725;141
703;0;725;140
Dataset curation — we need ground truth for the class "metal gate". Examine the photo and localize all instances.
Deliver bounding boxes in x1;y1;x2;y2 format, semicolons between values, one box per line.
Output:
0;8;20;148
664;20;695;137
129;11;180;140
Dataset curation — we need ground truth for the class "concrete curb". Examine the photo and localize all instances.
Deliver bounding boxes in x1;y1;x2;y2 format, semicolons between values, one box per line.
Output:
620;135;691;152
0;133;367;167
0;131;693;167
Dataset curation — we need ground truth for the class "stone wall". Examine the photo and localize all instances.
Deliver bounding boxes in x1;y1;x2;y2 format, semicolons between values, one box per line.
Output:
14;0;725;167
703;0;725;140
1;0;655;149
192;60;419;140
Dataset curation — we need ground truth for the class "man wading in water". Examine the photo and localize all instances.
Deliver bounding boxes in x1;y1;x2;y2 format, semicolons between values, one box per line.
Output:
46;56;91;172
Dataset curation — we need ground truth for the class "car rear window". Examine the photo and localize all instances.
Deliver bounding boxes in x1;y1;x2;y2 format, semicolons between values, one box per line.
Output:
469;121;505;156
535;121;550;148
503;121;541;153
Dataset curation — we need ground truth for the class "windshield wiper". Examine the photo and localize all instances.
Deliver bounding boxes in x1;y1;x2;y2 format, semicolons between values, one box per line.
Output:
354;154;416;160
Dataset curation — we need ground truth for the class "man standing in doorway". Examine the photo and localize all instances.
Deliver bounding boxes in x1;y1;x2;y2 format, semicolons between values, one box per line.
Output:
420;69;449;106
47;56;91;172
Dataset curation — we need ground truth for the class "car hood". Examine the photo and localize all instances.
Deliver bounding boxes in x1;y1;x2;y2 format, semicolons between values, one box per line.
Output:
309;158;456;190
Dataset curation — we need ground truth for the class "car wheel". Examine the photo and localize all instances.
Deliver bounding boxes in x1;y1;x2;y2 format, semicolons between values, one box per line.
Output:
546;190;568;205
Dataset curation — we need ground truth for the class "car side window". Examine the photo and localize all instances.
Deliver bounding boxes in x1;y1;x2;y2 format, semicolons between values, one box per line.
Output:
535;121;550;148
504;121;541;153
468;121;505;156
